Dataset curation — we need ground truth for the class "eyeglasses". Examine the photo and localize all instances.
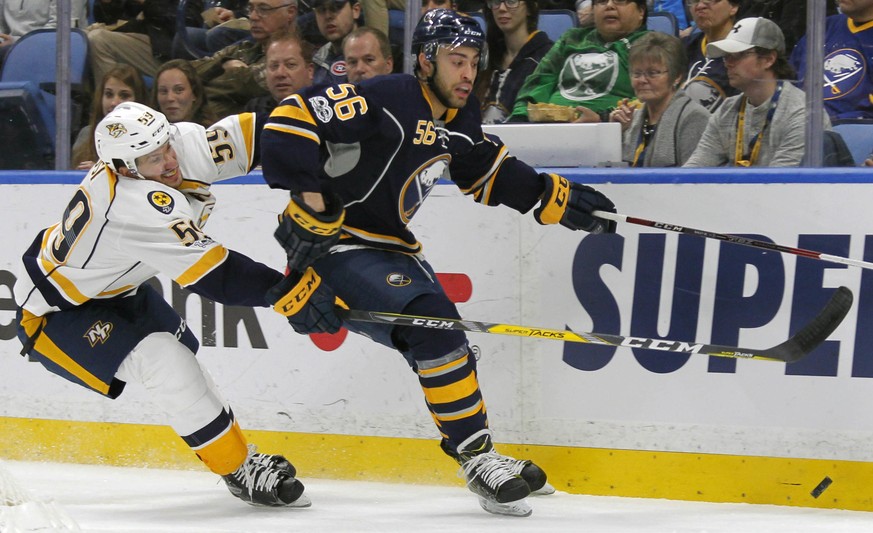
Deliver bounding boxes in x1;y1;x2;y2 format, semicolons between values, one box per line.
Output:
593;0;635;6
721;50;757;64
631;69;668;79
246;2;293;17
685;0;723;6
486;0;521;8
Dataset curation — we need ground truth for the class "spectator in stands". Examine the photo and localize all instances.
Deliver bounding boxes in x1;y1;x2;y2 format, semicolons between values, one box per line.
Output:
0;0;87;65
343;27;393;83
683;17;829;167
174;0;253;59
682;0;741;112
71;64;148;169
609;32;709;166
192;0;297;117
312;0;361;86
358;0;406;43
88;0;203;83
509;0;648;122
422;0;457;13
477;0;553;124
737;0;838;55
790;0;873;121
153;59;216;126
576;0;594;27
244;29;314;114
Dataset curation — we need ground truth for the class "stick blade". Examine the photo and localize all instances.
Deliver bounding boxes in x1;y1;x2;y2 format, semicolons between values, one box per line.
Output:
764;286;854;363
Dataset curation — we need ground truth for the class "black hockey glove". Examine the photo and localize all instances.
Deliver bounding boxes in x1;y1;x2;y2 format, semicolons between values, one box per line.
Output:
533;173;617;234
275;193;345;272
266;268;345;334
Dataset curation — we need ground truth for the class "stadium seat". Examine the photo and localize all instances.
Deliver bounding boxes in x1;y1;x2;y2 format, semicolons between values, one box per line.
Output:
538;10;577;42
831;120;873;166
0;82;56;169
646;11;679;36
0;28;89;167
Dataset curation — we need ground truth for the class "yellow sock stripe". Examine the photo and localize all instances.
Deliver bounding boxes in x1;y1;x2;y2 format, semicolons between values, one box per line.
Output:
417;353;468;378
193;420;248;476
432;400;484;422
422;370;479;405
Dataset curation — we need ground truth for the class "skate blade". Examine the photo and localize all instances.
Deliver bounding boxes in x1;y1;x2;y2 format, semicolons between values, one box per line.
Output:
477;496;532;517
285;494;312;508
530;482;556;496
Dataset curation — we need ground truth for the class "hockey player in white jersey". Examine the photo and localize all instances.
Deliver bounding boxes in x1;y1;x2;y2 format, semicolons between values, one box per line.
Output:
13;102;338;508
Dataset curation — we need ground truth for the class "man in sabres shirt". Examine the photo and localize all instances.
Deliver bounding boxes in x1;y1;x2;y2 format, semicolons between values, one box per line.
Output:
791;0;873;120
259;9;617;517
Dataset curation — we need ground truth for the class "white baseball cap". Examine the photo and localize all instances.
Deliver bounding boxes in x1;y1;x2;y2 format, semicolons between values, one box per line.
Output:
706;17;785;58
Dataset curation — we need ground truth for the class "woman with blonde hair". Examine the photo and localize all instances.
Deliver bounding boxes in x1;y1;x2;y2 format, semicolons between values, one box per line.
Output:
71;64;147;169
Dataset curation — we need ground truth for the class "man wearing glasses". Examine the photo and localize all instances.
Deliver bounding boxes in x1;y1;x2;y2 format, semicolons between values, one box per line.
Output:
509;0;648;122
192;0;298;117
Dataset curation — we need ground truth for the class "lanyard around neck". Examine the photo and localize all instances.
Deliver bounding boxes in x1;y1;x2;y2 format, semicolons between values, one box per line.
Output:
734;81;783;167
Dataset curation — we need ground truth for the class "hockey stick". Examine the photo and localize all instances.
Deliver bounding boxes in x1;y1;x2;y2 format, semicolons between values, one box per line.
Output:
338;286;852;363
592;210;873;271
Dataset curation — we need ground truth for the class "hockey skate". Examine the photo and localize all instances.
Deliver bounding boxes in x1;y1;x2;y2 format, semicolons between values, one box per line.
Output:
223;446;311;507
443;430;554;498
447;430;533;517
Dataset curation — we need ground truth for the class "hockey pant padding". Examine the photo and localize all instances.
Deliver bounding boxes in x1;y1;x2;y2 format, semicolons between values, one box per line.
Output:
115;332;248;475
394;294;488;449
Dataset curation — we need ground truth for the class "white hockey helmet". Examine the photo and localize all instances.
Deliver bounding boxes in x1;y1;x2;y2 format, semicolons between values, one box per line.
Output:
95;102;172;176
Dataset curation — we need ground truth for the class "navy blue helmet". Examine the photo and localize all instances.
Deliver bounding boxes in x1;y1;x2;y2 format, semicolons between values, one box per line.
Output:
412;9;488;71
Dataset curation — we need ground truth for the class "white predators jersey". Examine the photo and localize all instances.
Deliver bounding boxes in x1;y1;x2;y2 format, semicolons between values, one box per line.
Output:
16;113;264;316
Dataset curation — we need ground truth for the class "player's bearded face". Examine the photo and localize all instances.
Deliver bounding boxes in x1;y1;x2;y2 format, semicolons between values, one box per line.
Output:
134;143;183;189
431;45;479;108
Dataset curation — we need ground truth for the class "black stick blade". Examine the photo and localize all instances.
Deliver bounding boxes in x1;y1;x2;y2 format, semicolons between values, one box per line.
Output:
762;286;853;363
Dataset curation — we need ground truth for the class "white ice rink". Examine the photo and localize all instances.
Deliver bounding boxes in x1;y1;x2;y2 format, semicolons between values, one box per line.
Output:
2;460;873;533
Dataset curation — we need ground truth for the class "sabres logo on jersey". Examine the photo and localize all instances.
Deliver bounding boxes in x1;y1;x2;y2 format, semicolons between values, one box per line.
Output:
84;320;113;347
386;273;412;287
823;49;865;99
148;190;175;214
398;156;450;224
559;51;620;102
105;122;128;138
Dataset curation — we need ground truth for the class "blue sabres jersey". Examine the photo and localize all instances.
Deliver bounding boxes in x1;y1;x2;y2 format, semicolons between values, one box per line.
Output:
683;32;738;112
260;73;546;254
791;14;873;120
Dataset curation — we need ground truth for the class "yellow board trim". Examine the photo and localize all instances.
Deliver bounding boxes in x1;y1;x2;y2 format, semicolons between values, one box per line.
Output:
1;416;871;512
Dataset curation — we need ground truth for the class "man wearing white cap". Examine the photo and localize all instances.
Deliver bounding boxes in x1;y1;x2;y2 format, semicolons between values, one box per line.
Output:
684;16;830;167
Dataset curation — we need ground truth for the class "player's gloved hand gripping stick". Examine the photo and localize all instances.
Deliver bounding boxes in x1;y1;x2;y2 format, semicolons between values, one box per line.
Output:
533;173;617;234
267;268;346;334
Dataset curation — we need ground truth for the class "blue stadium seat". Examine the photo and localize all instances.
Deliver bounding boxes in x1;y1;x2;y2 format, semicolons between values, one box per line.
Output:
0;28;90;166
468;11;486;34
647;11;679;36
831;120;873;166
538;9;577;42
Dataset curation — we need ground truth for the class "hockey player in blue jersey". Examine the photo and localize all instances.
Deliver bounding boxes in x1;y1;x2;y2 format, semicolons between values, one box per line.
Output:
260;9;618;516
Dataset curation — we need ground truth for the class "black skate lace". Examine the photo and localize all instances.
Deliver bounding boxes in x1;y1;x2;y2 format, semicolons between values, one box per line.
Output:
461;451;517;490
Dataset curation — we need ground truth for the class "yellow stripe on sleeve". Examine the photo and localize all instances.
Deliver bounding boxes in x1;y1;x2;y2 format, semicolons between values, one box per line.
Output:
270;97;317;125
263;123;321;145
237;112;256;169
175;245;229;287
